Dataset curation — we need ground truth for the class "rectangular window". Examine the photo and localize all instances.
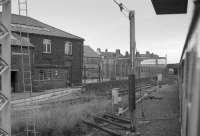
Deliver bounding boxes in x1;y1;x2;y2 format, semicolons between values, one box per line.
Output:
39;69;52;80
53;70;59;79
47;70;53;80
38;69;66;81
65;41;72;55
43;39;51;53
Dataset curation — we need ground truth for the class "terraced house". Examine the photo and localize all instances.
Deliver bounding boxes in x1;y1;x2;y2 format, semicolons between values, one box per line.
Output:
0;13;84;92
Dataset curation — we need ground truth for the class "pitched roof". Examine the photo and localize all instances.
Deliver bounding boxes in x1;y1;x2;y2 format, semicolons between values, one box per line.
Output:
0;13;84;40
84;45;100;58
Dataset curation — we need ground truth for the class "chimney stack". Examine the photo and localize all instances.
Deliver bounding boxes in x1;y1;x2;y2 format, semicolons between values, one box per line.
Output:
136;51;140;57
97;48;101;54
116;49;120;57
125;51;129;57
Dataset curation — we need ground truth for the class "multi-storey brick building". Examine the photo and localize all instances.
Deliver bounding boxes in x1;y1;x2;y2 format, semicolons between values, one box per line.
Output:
0;14;84;92
97;48;129;80
97;49;167;79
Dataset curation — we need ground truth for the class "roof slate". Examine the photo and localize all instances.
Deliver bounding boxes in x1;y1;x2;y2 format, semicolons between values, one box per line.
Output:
0;13;84;40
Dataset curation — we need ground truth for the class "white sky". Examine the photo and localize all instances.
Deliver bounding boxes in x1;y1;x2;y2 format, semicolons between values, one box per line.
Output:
11;0;194;63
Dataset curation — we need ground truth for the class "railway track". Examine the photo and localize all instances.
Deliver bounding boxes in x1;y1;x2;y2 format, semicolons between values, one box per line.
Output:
11;87;81;109
82;85;158;136
11;78;159;110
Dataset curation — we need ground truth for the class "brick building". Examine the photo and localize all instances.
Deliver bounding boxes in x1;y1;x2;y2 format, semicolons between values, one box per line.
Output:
97;48;129;80
0;14;84;92
97;49;167;79
83;45;101;81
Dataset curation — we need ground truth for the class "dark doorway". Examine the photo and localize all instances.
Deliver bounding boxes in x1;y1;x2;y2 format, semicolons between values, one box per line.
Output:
11;71;17;93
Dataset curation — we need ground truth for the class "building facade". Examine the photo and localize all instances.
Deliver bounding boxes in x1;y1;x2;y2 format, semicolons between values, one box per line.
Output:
83;45;101;82
97;48;129;80
97;49;167;80
1;14;84;92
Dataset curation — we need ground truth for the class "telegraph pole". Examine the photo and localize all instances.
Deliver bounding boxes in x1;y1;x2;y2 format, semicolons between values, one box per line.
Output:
0;0;11;136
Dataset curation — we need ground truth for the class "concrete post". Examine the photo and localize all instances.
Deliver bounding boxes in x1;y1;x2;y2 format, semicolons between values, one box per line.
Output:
129;10;136;74
0;1;11;136
129;10;136;132
128;74;136;132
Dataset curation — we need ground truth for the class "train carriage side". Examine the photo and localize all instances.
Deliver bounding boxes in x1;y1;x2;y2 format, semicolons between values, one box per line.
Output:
179;1;200;136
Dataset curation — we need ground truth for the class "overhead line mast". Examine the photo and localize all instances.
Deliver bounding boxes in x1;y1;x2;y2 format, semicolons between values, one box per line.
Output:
112;0;137;133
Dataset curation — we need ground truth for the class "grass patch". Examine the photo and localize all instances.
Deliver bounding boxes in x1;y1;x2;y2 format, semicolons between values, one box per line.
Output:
12;98;111;136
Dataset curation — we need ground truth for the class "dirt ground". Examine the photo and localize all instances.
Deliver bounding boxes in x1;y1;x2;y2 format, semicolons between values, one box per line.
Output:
135;85;180;136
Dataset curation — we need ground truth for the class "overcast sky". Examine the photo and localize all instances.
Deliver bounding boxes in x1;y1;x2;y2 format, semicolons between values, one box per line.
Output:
11;0;193;63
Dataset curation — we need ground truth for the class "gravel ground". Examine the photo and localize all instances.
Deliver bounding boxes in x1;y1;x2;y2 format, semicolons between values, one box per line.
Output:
135;85;180;136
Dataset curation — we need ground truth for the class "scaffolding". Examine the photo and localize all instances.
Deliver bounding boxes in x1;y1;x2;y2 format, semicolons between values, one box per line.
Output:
18;0;33;94
18;0;37;136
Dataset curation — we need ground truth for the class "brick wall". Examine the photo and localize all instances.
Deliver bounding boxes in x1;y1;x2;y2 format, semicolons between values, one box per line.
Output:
11;32;83;92
71;40;83;85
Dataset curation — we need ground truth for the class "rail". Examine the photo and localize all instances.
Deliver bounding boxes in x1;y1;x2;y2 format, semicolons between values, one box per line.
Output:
12;77;160;110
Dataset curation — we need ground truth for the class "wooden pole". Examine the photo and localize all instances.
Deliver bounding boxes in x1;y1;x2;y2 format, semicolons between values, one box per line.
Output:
0;0;11;136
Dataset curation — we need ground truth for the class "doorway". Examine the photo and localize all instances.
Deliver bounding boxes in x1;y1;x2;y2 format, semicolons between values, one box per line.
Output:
11;71;17;93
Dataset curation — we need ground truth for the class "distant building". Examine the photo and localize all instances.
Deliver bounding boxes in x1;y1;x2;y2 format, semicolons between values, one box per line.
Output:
0;14;84;92
97;48;167;79
167;63;179;75
97;48;129;80
83;46;101;81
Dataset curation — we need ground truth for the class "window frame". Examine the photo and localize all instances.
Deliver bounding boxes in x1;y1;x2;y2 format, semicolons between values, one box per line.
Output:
43;39;52;54
65;41;72;55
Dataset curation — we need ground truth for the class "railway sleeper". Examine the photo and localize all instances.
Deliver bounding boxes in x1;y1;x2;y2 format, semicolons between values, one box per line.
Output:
93;115;130;130
82;119;121;136
102;113;131;124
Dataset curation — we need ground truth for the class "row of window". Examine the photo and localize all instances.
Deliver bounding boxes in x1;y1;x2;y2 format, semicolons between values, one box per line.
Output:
36;69;67;81
42;39;72;55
